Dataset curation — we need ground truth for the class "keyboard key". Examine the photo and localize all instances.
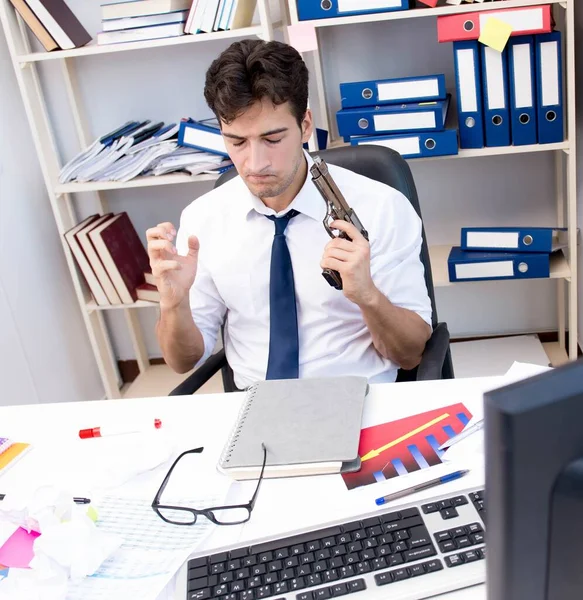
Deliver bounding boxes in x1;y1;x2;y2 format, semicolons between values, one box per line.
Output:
374;571;393;586
434;531;451;543
189;557;208;569
440;507;459;520
467;523;483;534
452;528;466;538
211;553;229;564
314;587;331;599
256;585;271;598
297;593;313;600
362;516;380;527
409;564;426;577
422;503;438;514
445;554;464;568
383;516;423;533
189;590;211;600
463;550;480;563
425;559;444;573
408;526;431;548
451;495;469;506
274;548;289;560
439;540;456;553
389;553;404;566
380;511;401;523
400;507;420;519
456;537;472;549
331;583;348;596
240;592;255;600
393;568;410;581
189;567;208;580
347;578;366;592
393;541;408;553
404;546;436;562
471;532;485;545
437;500;451;510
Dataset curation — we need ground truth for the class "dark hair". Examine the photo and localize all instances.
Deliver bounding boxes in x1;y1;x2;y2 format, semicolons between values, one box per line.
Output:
204;39;309;128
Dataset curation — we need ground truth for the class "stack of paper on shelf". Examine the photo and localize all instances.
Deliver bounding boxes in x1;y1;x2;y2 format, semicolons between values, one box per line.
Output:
98;0;193;45
59;119;232;183
7;0;91;51
184;0;257;34
341;74;457;160
64;212;158;306
447;227;575;283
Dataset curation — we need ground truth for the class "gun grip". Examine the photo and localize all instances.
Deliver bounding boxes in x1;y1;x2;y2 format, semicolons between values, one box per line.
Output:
322;268;343;290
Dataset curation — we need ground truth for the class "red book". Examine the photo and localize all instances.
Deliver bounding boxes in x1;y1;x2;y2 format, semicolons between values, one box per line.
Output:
88;213;147;304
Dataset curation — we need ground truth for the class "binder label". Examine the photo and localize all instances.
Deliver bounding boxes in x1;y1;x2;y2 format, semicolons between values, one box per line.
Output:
360;136;421;156
338;0;402;12
457;49;478;113
455;261;514;279
541;41;560;106
514;44;534;108
377;79;440;102
466;232;519;248
479;8;543;32
373;111;436;132
484;47;506;110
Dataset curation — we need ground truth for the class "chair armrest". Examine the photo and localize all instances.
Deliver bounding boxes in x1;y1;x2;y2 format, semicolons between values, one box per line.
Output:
168;350;227;396
416;322;452;381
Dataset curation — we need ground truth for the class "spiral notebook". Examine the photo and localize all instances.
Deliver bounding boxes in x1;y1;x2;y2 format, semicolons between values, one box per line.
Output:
217;377;369;480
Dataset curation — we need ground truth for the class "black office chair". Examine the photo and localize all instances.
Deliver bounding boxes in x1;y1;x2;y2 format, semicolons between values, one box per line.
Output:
169;145;454;396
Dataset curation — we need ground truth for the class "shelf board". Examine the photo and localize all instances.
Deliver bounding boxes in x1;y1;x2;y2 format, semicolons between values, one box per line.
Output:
329;139;570;161
55;171;220;194
16;26;264;63
299;0;566;28
86;300;160;311
430;245;571;287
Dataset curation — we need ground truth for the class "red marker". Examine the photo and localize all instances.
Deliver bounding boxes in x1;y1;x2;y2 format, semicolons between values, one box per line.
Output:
79;418;162;439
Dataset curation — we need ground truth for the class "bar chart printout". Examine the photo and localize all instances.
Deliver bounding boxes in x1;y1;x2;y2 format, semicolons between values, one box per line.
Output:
342;403;473;491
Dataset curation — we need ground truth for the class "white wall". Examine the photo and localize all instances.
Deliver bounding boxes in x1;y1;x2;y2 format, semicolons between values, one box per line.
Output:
1;2;581;392
0;30;103;404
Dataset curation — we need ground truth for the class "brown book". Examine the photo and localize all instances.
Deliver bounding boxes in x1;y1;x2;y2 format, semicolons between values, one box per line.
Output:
136;283;160;303
77;213;122;305
25;0;91;50
64;214;111;306
7;0;58;51
89;213;147;304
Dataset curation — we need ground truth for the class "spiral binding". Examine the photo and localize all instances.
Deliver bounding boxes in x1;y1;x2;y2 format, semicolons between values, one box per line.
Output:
219;383;258;466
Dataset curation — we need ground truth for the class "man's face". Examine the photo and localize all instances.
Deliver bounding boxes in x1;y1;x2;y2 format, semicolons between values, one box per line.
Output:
220;98;313;199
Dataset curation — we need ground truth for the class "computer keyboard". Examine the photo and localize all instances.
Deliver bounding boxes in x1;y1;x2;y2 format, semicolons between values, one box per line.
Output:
186;487;486;600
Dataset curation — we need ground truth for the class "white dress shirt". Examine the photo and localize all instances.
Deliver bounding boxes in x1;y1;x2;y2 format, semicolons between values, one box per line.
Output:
176;151;432;390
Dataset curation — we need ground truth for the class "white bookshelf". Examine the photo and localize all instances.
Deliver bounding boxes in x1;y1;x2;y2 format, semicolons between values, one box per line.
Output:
287;0;578;363
0;0;577;398
0;0;281;399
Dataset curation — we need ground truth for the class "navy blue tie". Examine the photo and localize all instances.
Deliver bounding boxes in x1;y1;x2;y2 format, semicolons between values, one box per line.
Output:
265;209;300;380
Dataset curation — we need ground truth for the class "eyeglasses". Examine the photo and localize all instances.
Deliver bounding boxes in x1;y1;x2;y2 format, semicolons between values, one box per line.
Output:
151;443;267;526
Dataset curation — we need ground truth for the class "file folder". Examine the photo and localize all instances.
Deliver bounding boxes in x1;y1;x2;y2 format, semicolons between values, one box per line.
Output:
535;31;565;144
178;118;228;156
296;0;409;21
481;44;511;147
508;36;537;146
336;96;450;140
340;75;446;109
448;247;550;282
460;227;568;253
350;129;458;159
453;41;484;149
437;5;552;43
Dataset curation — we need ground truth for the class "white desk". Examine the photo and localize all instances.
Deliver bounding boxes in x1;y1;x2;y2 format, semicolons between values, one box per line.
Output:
0;376;504;600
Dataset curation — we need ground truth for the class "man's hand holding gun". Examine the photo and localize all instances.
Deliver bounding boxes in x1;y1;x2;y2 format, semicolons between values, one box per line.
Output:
311;156;376;307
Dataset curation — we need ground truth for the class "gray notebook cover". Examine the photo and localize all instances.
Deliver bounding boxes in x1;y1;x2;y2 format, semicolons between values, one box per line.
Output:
218;376;368;470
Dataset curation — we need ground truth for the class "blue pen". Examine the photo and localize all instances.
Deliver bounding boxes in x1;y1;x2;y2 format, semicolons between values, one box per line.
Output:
375;469;470;506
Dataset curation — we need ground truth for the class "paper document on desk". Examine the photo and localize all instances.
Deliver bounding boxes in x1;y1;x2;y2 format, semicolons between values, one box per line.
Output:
65;493;222;600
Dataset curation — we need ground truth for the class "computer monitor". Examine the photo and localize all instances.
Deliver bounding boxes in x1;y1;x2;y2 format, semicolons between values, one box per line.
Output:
484;358;583;600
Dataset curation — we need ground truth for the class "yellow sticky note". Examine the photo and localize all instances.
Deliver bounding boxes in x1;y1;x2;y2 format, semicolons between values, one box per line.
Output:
286;23;318;54
479;17;513;53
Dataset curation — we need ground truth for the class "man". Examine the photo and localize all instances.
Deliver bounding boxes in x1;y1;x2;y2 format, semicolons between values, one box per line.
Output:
147;39;432;390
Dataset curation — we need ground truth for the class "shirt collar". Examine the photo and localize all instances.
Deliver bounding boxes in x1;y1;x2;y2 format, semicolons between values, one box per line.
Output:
241;150;326;222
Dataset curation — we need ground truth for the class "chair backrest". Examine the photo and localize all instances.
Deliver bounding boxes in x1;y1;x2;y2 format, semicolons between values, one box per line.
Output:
214;144;438;326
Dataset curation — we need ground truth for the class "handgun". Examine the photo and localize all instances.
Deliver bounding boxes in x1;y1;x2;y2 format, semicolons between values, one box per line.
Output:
310;155;369;290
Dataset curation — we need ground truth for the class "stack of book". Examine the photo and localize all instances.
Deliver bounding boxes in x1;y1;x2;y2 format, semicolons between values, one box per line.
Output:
184;0;257;34
98;0;194;45
59;119;232;183
0;437;31;476
447;227;571;283
337;74;458;160
64;212;160;306
7;0;91;52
